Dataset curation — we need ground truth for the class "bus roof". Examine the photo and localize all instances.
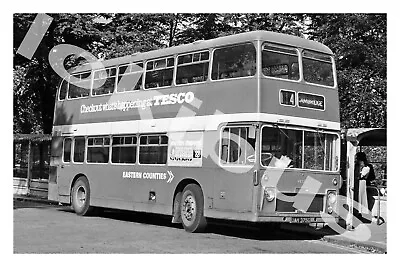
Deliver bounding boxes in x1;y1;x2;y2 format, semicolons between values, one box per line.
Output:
70;30;333;74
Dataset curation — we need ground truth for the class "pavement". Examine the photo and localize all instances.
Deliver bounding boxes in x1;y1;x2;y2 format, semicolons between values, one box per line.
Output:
281;218;387;253
282;195;387;253
13;194;387;253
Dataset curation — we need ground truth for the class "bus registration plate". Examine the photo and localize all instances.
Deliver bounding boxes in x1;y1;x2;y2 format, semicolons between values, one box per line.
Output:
291;217;313;223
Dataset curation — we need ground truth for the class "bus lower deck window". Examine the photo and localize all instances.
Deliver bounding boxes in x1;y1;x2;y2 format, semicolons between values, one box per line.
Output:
73;137;85;163
220;126;255;165
111;135;137;164
139;135;168;164
63;138;72;163
87;137;110;163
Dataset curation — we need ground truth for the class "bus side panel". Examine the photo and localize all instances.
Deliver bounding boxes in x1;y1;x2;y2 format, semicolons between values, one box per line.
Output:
48;183;59;202
53;79;259;127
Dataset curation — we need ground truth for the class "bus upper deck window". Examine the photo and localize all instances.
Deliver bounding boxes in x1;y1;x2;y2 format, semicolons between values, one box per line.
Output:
68;71;91;99
145;57;175;89
262;43;299;81
211;43;256;80
117;62;143;92
302;50;334;87
176;51;210;85
93;67;117;96
59;78;68;100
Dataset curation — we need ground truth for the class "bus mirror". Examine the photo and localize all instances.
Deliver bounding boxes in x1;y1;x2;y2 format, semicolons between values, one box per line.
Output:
249;127;256;139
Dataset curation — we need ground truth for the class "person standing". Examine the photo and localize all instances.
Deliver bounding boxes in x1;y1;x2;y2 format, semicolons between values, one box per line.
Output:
355;152;371;216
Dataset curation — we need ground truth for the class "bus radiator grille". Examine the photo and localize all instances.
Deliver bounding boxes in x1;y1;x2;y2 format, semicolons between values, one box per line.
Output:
275;193;324;213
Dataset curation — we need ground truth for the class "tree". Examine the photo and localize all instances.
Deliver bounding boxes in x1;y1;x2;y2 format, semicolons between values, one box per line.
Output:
13;13;107;134
13;13;387;134
305;14;387;128
13;65;41;133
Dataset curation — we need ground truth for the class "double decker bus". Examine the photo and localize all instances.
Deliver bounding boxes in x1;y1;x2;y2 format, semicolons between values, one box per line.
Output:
49;31;340;232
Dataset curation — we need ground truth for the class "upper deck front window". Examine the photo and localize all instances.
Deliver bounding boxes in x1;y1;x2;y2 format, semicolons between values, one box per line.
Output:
262;43;299;81
302;50;334;87
211;43;256;80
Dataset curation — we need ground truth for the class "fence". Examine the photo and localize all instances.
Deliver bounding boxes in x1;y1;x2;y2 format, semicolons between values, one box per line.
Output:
13;134;51;198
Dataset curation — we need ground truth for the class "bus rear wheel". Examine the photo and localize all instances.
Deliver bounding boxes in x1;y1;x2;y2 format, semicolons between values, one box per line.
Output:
71;176;94;216
180;184;207;233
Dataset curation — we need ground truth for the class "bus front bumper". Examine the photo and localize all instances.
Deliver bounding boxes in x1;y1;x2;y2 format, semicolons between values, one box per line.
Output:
255;213;338;224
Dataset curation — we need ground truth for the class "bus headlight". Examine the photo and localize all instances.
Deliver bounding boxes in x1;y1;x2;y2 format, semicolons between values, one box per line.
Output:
265;188;276;202
327;206;333;214
327;191;337;205
332;178;338;186
326;191;337;214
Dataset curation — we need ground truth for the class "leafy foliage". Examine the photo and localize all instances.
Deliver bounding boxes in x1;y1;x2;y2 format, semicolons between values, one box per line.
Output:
13;13;387;133
304;13;387;128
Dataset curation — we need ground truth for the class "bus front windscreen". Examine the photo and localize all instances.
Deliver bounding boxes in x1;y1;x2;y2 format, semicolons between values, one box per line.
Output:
261;126;338;171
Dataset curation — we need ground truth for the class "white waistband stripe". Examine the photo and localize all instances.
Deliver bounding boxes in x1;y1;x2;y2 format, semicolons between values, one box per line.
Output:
53;113;340;136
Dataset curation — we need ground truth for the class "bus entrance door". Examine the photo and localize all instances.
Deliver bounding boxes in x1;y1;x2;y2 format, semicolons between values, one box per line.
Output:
213;167;255;214
213;125;257;215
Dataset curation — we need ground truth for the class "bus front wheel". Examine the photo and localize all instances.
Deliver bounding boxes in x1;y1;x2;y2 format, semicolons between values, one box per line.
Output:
180;184;207;233
71;177;94;216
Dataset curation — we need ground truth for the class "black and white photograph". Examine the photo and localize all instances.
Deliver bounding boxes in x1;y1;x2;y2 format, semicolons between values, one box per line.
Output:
10;3;392;257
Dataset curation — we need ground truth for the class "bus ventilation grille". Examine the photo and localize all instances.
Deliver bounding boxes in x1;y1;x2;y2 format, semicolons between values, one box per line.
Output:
275;193;324;213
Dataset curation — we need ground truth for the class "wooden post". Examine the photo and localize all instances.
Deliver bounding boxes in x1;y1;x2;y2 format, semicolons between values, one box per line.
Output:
346;140;357;228
39;142;44;179
26;140;32;194
13;142;16;169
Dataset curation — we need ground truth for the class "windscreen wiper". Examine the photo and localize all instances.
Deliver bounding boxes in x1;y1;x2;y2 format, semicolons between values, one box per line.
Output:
273;124;291;141
316;128;325;148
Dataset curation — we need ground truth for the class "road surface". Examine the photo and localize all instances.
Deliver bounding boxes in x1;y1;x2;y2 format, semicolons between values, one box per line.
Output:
13;200;370;254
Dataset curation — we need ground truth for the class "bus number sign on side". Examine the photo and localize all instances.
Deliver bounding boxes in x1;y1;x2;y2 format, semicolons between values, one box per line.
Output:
280;90;295;107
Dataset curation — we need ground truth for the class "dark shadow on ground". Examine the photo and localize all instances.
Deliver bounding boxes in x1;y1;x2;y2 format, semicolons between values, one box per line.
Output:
13;199;59;210
206;219;327;241
56;206;327;241
14;199;351;241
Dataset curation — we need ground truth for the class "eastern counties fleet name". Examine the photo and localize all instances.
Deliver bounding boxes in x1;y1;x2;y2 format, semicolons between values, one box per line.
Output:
122;171;167;180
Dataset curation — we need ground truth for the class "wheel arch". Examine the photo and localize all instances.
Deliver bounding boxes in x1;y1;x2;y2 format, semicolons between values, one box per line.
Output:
171;178;203;220
69;173;89;202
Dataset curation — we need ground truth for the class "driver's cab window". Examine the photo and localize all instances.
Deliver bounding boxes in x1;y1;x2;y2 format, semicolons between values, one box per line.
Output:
261;126;302;168
220;126;255;165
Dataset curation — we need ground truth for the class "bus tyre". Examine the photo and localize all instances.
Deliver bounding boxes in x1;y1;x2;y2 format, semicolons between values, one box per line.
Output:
180;184;207;233
71;177;94;216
